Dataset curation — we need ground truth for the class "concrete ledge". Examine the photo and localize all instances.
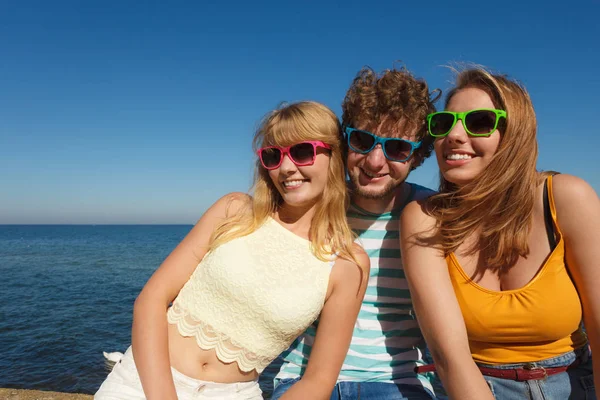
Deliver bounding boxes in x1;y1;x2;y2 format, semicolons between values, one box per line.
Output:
0;389;92;400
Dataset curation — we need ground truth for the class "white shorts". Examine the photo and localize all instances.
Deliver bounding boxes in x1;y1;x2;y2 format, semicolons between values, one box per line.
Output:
94;346;263;400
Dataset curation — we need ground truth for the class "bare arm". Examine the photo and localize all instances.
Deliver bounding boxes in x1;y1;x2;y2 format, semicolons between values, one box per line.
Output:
131;193;249;400
280;247;370;400
400;201;493;400
552;174;600;390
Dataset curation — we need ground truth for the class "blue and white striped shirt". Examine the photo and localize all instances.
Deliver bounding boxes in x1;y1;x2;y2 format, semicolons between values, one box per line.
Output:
265;182;435;393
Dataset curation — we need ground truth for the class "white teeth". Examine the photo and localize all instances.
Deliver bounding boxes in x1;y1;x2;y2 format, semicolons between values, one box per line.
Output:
362;169;386;178
446;153;473;160
283;180;304;187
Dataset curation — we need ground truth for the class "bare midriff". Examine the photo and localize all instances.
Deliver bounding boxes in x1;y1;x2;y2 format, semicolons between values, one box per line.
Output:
166;323;259;383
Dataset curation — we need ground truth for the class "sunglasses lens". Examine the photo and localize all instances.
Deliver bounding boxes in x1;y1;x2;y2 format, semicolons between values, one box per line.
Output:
384;140;414;161
349;130;375;153
465;110;498;135
430;113;455;136
289;142;316;165
260;148;282;168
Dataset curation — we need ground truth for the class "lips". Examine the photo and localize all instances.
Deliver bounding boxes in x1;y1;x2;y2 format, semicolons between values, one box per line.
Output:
443;147;476;159
361;168;387;178
445;153;474;160
282;179;308;189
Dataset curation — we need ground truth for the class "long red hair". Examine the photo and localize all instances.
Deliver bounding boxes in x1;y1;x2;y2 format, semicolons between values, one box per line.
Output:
427;67;547;269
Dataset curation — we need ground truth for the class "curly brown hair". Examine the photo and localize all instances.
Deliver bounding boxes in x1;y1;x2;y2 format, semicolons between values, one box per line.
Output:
341;65;440;169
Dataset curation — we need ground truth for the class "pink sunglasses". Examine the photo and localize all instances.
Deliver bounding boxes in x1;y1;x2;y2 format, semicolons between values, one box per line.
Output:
257;141;332;170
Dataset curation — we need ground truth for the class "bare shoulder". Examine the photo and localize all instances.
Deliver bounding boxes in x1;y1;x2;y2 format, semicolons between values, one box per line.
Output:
552;174;599;206
351;243;370;276
401;199;437;232
330;245;370;291
205;192;252;219
187;192;251;243
335;244;370;276
551;174;600;234
222;192;252;214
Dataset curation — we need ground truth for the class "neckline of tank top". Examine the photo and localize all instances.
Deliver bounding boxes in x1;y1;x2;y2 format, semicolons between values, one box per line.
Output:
448;237;564;296
266;215;311;244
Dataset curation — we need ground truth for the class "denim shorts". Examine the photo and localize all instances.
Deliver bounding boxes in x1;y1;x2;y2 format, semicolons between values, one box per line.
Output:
94;346;263;400
477;347;595;400
271;378;436;400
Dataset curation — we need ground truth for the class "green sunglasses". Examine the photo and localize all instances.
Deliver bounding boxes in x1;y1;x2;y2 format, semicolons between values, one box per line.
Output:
427;109;507;137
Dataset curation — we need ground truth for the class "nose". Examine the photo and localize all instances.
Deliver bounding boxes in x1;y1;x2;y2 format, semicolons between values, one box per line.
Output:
364;144;387;169
279;154;298;174
445;118;468;143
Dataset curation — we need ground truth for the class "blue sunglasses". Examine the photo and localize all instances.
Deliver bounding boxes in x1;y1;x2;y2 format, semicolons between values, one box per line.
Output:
344;127;421;162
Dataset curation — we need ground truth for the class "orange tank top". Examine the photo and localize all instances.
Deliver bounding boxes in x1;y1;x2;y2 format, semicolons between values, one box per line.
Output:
447;175;587;364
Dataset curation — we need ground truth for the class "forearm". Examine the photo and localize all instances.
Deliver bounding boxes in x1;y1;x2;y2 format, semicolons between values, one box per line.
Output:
436;359;494;400
131;296;178;400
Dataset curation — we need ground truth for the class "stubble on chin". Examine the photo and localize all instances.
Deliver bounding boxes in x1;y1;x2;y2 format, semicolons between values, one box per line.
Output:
349;173;401;200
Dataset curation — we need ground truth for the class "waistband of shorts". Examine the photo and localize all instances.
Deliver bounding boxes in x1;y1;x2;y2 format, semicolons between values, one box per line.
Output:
123;346;260;393
414;346;591;381
170;366;259;390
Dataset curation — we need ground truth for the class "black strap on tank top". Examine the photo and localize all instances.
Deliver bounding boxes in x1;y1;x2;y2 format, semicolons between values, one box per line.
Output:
543;174;558;249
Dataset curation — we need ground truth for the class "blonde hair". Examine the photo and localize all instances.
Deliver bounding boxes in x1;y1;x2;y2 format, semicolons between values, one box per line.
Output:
427;67;548;269
209;101;358;265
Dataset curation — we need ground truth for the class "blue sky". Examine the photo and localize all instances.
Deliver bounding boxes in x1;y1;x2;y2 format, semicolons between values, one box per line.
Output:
1;0;599;224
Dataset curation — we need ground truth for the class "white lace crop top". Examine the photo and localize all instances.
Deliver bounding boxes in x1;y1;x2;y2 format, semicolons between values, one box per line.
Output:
167;217;333;373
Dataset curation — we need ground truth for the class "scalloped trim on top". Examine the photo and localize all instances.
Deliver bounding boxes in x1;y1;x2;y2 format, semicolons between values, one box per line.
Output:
167;303;272;373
